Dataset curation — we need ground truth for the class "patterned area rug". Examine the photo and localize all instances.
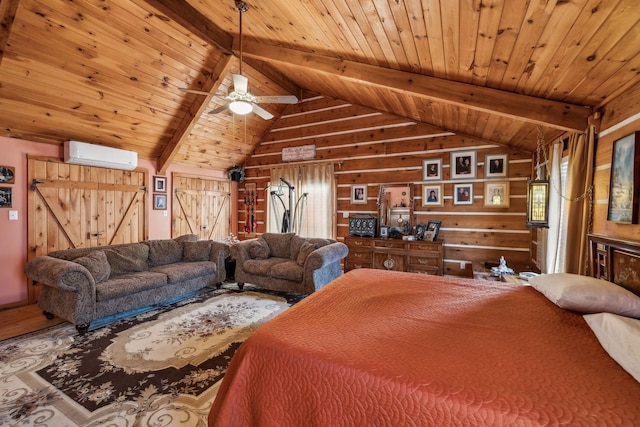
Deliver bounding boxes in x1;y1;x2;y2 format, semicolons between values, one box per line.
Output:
0;284;304;426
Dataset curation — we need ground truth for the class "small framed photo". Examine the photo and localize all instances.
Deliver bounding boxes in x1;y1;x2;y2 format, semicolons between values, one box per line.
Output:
153;176;167;193
424;220;442;242
484;182;510;208
485;154;508;178
451;150;477;180
422;184;443;207
0;187;12;208
351;184;367;204
414;223;426;240
0;166;15;184
453;183;473;205
422;159;442;181
380;226;389;238
153;193;167;210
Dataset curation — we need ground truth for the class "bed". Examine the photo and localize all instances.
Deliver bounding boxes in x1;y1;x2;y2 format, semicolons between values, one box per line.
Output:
208;235;640;426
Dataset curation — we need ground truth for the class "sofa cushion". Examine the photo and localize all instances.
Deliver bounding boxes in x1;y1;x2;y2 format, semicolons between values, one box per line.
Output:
96;271;167;302
151;261;216;284
104;244;149;277
271;260;304;282
249;238;270;259
174;234;199;244
145;239;183;267
296;241;318;266
183;240;212;262
262;233;295;258
243;258;288;276
74;250;111;284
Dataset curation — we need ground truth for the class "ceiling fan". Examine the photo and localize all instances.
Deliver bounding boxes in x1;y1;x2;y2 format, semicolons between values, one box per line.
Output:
179;0;298;120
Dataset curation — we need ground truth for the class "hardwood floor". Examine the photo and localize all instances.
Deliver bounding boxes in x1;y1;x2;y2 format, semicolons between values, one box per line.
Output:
0;304;66;341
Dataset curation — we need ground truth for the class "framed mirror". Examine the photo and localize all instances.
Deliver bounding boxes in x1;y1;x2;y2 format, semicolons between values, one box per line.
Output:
378;184;413;237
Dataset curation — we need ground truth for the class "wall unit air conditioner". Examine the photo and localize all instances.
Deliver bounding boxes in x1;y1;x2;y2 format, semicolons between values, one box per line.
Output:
64;140;138;171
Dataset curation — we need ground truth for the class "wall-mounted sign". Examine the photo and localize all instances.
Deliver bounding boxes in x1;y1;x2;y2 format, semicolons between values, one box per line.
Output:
282;144;316;162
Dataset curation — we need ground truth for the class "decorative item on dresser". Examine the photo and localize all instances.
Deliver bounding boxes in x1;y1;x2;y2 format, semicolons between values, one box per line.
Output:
344;236;443;275
348;214;377;237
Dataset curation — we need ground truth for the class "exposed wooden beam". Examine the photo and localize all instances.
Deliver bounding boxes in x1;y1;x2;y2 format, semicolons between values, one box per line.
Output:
0;0;20;67
141;0;233;53
157;54;234;174
241;42;592;133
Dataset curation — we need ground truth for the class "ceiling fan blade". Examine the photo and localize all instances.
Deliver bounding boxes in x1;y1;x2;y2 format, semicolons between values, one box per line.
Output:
253;95;299;104
179;87;225;96
232;74;249;94
208;104;229;115
251;104;274;120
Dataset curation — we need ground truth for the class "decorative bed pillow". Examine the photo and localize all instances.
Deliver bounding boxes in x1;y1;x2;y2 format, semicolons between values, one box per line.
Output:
74;250;110;284
145;239;183;267
529;273;640;318
296;241;318;266
104;243;149;277
183;240;212;262
249;239;270;259
584;312;640;383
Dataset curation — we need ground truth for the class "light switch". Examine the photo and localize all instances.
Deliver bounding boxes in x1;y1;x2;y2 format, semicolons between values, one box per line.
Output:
163;211;168;217
342;211;349;218
9;210;18;220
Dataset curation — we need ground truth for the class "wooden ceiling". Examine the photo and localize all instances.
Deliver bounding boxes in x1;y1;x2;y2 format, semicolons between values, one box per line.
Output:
1;0;638;173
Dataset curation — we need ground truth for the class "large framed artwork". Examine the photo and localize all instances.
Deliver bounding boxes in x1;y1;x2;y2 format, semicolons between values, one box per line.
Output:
608;132;640;224
451;150;477;180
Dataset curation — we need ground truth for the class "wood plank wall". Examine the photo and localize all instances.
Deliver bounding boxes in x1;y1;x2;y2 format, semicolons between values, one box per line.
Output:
592;82;640;242
237;94;534;276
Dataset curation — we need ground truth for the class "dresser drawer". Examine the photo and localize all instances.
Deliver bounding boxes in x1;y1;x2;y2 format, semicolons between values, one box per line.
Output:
408;254;439;267
345;260;372;271
409;241;442;253
373;239;406;250
347;249;371;261
407;266;440;275
346;237;373;248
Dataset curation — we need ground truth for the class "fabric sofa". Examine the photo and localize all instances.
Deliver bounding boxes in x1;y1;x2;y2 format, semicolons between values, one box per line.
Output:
24;235;229;333
231;233;349;295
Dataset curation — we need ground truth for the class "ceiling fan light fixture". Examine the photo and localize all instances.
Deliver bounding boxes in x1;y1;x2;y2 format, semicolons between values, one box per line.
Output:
229;100;253;115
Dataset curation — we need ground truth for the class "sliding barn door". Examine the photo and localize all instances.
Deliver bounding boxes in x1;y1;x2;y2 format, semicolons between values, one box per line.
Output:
172;174;230;241
27;156;148;302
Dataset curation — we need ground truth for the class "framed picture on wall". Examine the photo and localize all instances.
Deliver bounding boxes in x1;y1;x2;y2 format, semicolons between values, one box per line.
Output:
351;184;367;204
0;166;15;184
422;159;442;181
153;194;167;210
422;184;443;207
484;182;510;208
608;131;640;223
0;187;12;208
153;176;167;193
485;154;508;178
451;150;477;180
453;183;473;205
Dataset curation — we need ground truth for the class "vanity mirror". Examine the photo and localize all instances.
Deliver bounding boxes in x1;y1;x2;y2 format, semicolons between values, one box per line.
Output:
377;184;413;237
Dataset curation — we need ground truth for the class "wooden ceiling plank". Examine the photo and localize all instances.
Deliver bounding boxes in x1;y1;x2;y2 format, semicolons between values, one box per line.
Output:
0;0;20;67
140;0;233;53
403;0;434;73
422;0;446;78
457;0;481;83
157;54;234;174
470;0;505;86
242;41;592;132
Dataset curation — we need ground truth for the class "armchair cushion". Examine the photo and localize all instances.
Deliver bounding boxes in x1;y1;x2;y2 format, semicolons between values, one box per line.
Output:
296;241;318;266
262;233;295;258
271;261;304;282
243;258;287;276
249;238;270;259
74;250;110;284
183;240;212;262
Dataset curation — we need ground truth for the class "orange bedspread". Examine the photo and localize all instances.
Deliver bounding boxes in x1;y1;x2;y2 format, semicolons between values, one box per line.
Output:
209;269;640;426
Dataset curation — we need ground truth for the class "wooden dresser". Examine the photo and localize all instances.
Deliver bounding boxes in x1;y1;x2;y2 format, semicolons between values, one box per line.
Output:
344;236;443;276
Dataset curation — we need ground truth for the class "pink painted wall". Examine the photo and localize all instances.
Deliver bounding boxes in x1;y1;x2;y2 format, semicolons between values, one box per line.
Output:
0;137;229;307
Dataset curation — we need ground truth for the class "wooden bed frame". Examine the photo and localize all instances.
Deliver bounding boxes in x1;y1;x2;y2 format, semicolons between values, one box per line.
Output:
589;233;640;295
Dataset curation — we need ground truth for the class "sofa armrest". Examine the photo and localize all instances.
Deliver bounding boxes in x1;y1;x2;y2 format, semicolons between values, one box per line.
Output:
230;239;254;264
24;256;95;293
305;242;349;270
208;241;231;283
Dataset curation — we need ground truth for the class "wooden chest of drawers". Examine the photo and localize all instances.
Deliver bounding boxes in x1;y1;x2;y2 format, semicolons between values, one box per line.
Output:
344;237;443;276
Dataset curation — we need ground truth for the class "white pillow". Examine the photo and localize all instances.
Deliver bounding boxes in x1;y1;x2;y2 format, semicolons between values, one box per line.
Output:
529;273;640;318
584;312;640;383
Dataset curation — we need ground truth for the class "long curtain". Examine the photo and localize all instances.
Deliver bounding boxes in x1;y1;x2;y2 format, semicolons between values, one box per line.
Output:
563;125;595;275
545;141;564;273
268;163;335;238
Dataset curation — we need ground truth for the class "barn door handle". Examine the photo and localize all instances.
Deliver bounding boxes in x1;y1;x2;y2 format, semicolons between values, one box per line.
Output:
91;232;103;237
30;179;44;190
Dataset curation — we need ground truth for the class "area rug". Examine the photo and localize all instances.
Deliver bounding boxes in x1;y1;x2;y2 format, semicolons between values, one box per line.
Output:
0;284;304;426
